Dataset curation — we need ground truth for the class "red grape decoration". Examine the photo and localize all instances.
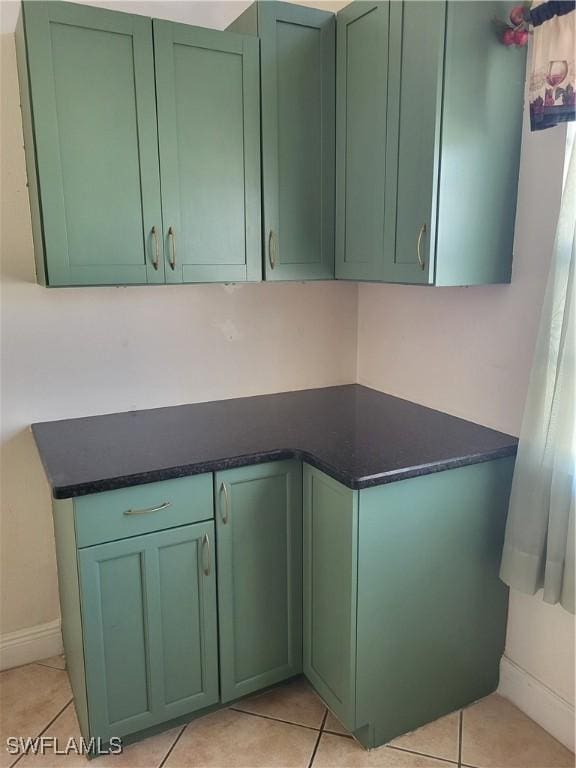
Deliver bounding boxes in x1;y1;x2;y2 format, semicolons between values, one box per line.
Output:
495;4;531;47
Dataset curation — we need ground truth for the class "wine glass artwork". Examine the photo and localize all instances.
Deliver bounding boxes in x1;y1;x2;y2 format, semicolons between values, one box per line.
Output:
546;61;569;88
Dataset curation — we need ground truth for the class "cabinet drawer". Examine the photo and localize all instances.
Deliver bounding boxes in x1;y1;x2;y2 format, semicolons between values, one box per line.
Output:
74;474;213;548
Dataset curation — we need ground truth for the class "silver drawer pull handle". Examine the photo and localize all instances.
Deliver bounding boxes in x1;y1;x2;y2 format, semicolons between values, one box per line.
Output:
268;229;277;270
151;226;160;270
168;226;176;270
220;482;229;524
202;533;211;576
124;501;172;516
417;223;427;271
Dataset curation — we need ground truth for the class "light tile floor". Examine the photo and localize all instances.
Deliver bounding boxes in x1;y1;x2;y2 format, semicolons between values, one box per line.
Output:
1;659;573;768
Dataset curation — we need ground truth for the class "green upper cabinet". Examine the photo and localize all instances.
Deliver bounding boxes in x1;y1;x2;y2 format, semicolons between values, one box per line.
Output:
335;0;525;286
215;461;303;702
229;2;335;281
384;0;444;284
78;522;219;742
335;2;390;282
434;1;525;285
18;0;525;288
17;3;261;286
154;22;262;283
17;1;164;286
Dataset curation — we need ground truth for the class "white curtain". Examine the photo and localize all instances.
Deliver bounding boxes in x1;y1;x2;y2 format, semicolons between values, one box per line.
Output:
500;127;575;613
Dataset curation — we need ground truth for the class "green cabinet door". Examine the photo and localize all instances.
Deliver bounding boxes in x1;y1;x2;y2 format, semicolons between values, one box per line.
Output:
215;461;302;702
335;2;390;281
335;0;521;286
434;1;525;286
382;1;445;284
21;1;164;286
259;2;335;281
302;465;358;730
355;459;513;748
78;522;218;741
154;22;261;283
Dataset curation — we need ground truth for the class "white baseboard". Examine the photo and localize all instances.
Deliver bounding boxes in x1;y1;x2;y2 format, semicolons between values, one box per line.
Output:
0;620;63;671
499;655;575;752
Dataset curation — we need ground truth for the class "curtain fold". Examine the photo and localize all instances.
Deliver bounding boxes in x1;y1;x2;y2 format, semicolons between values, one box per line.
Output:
500;130;576;613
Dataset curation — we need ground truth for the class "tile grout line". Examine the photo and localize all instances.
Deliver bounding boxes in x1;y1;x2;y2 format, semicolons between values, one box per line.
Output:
317;706;354;739
386;743;459;765
307;709;328;768
458;709;464;767
318;717;461;766
34;662;66;672
157;723;186;768
229;707;324;733
9;698;73;768
317;732;460;766
317;719;459;765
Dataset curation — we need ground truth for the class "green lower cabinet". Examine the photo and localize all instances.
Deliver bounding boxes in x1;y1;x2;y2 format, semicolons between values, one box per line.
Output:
303;459;513;749
78;522;219;742
215;461;303;702
53;456;513;750
302;465;358;730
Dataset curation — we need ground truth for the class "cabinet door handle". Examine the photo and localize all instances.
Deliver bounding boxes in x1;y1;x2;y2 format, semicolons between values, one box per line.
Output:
151;226;160;270
201;533;211;576
417;223;427;271
220;481;229;524
168;226;176;270
124;501;172;516
268;229;277;270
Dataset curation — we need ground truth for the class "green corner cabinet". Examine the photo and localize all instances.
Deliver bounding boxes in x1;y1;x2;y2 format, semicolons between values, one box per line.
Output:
52;462;302;746
303;458;514;749
52;453;512;751
229;2;335;281
335;1;526;285
15;1;261;286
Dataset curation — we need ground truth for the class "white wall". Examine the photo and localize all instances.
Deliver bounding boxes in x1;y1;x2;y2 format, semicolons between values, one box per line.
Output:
357;84;575;746
357;120;566;434
0;0;357;645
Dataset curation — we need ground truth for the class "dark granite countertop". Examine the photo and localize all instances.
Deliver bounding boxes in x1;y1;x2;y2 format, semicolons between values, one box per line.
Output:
31;385;518;499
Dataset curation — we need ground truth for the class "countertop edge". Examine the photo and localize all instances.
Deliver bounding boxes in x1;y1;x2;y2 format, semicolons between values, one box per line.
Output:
49;443;518;500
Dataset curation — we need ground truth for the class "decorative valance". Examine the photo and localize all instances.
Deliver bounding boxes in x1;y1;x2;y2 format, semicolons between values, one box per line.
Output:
528;0;575;130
